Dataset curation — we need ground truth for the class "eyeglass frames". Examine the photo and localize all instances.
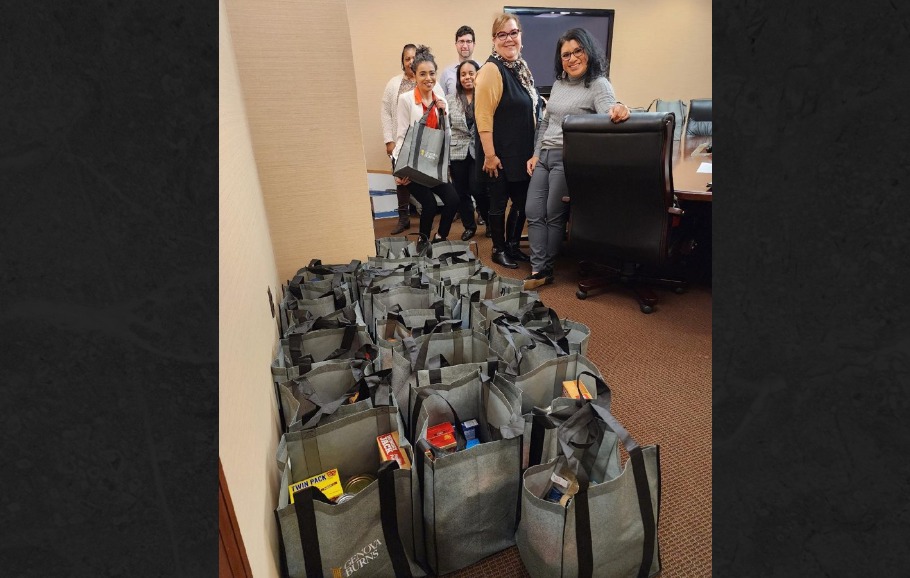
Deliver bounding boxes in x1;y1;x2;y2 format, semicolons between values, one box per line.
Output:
456;39;474;45
494;29;521;41
561;47;586;61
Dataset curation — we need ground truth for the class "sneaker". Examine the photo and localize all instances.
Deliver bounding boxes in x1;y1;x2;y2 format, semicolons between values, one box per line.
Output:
523;270;554;290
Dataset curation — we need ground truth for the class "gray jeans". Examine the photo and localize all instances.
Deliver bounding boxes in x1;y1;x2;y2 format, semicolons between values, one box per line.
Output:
525;148;569;273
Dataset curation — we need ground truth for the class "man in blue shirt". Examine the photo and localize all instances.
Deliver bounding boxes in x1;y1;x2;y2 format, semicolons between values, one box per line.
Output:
440;25;476;96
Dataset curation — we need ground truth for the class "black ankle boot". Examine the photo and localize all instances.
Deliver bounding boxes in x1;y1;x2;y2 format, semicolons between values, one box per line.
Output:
505;206;529;261
487;213;517;268
492;249;518;269
506;242;531;262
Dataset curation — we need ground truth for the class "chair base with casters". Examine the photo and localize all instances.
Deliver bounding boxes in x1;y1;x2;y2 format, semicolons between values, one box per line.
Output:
575;260;687;313
562;111;693;314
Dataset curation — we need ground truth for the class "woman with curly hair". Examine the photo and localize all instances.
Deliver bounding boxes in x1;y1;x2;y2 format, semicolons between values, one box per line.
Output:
392;45;459;250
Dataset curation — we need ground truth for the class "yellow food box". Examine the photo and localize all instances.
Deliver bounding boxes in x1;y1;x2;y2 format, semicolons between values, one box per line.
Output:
288;468;343;503
562;379;592;400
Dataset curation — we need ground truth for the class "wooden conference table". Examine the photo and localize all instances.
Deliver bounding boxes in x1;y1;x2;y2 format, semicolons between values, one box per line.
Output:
672;135;712;283
673;136;713;202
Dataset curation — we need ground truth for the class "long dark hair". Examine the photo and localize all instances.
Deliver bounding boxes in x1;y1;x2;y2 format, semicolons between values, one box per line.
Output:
455;60;480;125
552;28;607;87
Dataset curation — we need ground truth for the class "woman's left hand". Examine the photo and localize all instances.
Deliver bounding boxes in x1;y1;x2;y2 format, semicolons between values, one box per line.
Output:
395;175;411;186
610;103;630;123
435;99;447;113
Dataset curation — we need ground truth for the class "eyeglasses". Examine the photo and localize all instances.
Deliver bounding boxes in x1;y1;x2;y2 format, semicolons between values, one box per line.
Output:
495;29;521;41
561;47;586;61
456;39;474;45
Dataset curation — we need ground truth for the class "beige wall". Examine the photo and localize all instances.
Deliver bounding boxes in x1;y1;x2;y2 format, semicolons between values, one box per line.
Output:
219;1;283;577
347;0;712;172
225;0;376;286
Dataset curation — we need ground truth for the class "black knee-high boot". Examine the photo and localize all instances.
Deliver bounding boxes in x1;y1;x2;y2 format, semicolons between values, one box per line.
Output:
505;206;531;262
489;213;517;269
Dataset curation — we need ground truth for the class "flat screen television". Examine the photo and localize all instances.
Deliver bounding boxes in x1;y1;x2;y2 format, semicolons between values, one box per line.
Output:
503;6;615;97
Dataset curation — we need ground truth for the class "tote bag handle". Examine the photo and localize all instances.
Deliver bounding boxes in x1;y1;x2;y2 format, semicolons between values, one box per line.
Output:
557;397;657;578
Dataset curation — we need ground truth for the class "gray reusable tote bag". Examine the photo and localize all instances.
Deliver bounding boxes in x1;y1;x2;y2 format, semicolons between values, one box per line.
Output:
488;315;570;377
275;405;426;578
510;357;608;469
278;363;395;433
393;104;450;188
454;268;524;329
385;323;492;436
410;371;524;575
516;395;661;578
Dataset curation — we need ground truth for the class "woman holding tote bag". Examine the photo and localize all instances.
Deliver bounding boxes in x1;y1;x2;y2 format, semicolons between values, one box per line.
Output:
392;46;460;253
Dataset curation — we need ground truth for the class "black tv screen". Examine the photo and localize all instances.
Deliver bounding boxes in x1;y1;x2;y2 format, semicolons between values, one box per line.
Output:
504;6;615;96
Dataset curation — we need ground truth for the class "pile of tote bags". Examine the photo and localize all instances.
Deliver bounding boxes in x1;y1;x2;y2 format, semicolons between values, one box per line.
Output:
269;237;662;578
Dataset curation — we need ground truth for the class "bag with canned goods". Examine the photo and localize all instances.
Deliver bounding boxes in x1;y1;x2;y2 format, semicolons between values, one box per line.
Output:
410;368;524;575
516;374;661;578
276;405;426;578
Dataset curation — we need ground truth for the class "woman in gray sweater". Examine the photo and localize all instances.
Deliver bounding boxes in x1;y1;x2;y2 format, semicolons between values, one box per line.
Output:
523;28;630;289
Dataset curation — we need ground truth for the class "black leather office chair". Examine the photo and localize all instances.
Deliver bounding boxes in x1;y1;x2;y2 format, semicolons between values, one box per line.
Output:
686;98;712;137
562;112;687;313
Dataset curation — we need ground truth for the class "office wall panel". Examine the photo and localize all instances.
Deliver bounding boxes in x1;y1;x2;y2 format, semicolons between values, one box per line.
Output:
224;0;375;285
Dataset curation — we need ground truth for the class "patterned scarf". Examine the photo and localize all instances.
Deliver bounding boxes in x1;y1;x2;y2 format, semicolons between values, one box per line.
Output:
398;76;416;95
492;51;539;124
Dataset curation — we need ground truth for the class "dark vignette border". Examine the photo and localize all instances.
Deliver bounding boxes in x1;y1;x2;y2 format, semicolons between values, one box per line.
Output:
714;1;910;574
1;3;218;575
